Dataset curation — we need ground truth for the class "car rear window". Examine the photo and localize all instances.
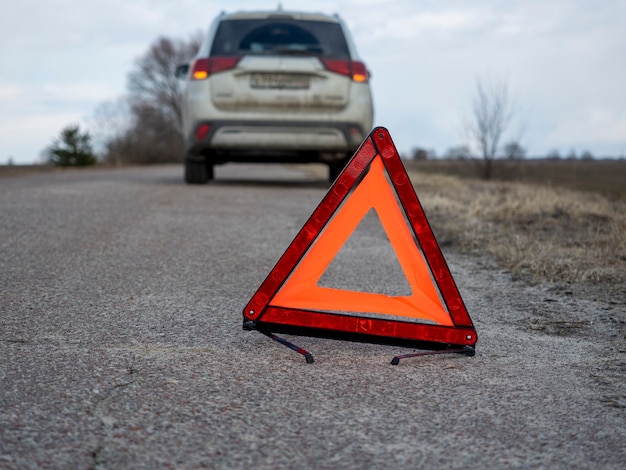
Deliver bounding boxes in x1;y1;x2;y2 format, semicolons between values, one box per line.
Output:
211;19;351;59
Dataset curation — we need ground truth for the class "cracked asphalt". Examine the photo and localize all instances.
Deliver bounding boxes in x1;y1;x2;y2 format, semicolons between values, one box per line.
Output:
1;164;624;469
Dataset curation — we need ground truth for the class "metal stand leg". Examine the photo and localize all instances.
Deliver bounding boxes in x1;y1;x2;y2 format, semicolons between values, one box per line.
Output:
391;346;475;365
259;330;315;364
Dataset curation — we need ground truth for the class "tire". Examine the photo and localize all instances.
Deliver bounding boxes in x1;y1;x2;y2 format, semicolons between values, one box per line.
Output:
185;159;209;184
328;157;349;182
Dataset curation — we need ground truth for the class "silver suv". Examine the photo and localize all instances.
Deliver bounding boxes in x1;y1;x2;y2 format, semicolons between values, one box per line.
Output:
178;8;374;183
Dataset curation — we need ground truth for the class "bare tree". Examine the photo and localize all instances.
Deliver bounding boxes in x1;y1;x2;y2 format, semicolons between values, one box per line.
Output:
94;32;202;165
126;101;185;164
466;76;517;179
90;97;133;165
127;33;202;131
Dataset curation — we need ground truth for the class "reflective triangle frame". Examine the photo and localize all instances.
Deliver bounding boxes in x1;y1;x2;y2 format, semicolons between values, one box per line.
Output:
243;127;477;348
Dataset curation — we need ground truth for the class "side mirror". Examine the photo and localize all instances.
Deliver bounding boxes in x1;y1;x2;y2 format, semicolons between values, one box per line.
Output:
175;64;189;79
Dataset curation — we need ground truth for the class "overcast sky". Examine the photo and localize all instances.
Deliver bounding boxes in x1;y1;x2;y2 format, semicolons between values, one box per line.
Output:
1;0;625;164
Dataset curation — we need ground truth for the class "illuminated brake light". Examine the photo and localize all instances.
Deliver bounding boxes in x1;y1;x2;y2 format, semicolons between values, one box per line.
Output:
190;57;239;80
321;59;369;83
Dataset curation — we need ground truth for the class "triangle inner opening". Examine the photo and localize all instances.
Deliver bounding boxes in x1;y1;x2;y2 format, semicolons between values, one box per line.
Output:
317;209;413;297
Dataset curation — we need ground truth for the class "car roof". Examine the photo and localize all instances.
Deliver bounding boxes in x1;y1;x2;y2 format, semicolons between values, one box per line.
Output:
219;9;341;24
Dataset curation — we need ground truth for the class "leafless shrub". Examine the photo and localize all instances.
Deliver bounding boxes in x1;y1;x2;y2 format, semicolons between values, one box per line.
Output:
410;147;434;161
443;145;472;160
90;97;133;165
503;141;526;160
465;76;520;179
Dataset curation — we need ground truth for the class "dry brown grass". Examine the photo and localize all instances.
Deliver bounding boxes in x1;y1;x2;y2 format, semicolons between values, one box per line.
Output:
409;171;626;298
408;158;626;201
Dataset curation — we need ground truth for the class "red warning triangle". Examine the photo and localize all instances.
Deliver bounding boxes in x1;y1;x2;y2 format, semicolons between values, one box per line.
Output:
243;127;477;347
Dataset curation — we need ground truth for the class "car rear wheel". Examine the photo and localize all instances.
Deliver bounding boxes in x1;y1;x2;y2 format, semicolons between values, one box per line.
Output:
185;159;213;184
328;156;349;182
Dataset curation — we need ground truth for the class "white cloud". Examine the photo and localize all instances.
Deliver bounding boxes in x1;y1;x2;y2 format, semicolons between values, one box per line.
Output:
1;113;81;136
41;83;117;103
546;109;626;150
0;84;22;102
362;10;483;41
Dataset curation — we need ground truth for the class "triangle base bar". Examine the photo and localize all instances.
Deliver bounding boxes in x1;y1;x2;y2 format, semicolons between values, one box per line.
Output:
257;306;476;347
244;321;474;365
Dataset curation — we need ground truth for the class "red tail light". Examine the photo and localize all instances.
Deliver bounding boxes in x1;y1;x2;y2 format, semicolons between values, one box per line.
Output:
321;59;369;83
194;124;211;141
191;57;240;80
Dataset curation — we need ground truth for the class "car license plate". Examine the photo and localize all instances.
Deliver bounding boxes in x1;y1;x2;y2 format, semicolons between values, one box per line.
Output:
250;73;310;90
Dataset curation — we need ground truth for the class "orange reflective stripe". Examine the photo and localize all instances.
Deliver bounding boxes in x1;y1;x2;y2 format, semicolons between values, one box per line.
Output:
271;156;453;326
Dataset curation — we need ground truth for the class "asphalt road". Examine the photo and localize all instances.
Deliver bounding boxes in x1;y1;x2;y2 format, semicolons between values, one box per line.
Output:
1;164;624;469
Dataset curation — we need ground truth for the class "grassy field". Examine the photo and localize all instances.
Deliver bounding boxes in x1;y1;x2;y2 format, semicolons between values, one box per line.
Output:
406;158;626;201
405;166;625;302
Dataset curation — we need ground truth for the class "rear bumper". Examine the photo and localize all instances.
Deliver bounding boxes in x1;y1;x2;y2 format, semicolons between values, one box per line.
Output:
185;120;368;159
